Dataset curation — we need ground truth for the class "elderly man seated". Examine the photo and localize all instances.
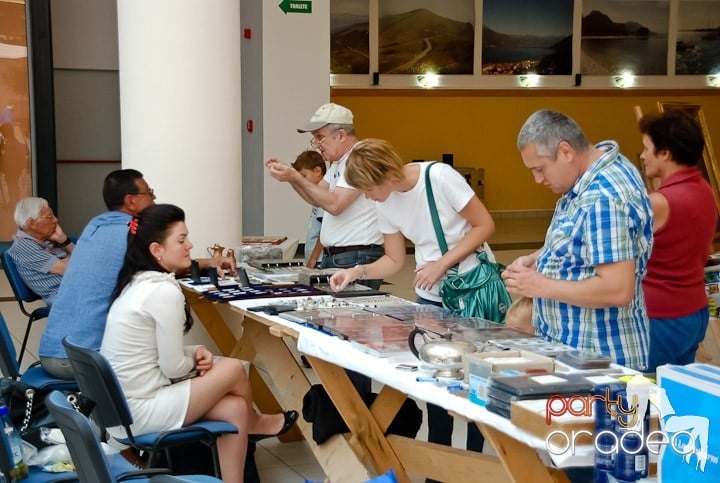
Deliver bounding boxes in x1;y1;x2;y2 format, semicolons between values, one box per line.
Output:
6;197;75;305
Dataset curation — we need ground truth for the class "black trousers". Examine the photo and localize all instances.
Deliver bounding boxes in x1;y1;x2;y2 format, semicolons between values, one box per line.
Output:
426;402;485;451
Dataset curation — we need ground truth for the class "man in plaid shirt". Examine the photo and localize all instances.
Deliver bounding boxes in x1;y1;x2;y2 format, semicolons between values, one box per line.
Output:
502;109;653;371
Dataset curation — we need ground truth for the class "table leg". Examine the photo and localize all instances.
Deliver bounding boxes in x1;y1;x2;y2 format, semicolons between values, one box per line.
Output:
239;317;371;483
479;423;570;483
307;355;411;483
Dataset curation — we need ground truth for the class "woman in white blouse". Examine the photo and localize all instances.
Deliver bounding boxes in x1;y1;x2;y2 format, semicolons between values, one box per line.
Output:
101;204;297;483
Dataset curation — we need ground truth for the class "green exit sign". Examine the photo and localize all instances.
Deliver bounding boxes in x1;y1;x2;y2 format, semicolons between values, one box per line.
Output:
279;0;312;14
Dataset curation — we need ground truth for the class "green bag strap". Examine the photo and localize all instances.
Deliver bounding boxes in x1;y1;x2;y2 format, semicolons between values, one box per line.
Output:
425;162;459;273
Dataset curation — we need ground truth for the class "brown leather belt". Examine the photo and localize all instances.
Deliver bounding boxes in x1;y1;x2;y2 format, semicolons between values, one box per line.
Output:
323;244;381;256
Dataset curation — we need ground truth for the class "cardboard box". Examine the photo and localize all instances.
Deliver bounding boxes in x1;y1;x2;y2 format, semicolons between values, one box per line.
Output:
511;398;595;446
657;363;720;482
464;350;554;405
511;397;660;449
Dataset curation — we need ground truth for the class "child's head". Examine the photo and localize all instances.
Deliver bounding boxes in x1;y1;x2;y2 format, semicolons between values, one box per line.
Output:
505;296;534;334
292;150;326;185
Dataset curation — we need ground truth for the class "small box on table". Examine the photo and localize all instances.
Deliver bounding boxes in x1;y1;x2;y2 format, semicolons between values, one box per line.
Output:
463;350;554;406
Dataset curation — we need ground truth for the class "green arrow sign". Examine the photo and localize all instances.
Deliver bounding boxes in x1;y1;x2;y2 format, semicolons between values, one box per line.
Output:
279;0;311;14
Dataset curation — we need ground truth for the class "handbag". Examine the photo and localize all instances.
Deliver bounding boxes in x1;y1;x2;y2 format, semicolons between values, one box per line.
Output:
425;162;512;321
0;377;94;448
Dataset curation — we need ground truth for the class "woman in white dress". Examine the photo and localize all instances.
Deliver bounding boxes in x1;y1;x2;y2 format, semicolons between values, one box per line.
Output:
101;204;297;483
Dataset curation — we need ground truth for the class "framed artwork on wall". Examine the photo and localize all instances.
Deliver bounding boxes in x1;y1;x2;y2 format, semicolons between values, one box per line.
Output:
331;0;369;74
330;0;720;88
482;0;573;75
676;0;720;75
581;0;669;75
378;0;475;75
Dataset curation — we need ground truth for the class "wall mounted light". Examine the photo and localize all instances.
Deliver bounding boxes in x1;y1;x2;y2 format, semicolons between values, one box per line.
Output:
612;71;635;88
416;73;439;89
518;74;539;88
707;74;720;87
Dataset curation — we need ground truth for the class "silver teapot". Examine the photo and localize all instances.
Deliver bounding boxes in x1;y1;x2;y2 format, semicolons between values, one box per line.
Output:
408;327;477;379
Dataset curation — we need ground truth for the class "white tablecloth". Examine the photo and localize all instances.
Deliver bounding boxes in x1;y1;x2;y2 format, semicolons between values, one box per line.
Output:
228;297;595;468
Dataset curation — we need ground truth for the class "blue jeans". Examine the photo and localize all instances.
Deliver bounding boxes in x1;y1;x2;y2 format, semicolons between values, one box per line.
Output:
648;306;710;372
320;245;384;290
417;296;485;452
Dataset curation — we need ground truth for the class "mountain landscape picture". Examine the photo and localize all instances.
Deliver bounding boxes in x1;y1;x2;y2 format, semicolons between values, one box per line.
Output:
581;0;669;75
331;0;369;74
482;0;573;75
378;1;474;75
675;0;720;74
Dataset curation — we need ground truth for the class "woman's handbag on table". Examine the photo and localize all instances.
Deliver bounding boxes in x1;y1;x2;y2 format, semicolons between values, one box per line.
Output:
425;162;512;322
0;377;94;448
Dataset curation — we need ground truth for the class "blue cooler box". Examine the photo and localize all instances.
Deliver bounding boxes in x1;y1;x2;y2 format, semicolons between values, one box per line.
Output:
657;363;720;482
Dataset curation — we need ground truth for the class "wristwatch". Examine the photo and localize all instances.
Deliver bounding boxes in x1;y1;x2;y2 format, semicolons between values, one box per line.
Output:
60;237;72;247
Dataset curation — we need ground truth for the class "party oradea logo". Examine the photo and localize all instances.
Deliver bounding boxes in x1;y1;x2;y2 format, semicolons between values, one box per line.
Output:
542;374;714;473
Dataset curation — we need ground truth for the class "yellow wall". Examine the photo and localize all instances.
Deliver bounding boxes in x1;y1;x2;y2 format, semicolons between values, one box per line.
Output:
332;89;720;211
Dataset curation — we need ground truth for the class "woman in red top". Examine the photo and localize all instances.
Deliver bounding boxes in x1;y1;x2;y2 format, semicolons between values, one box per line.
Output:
639;110;718;372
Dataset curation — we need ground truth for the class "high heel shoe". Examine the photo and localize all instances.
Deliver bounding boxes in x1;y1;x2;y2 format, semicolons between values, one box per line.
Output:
248;410;299;443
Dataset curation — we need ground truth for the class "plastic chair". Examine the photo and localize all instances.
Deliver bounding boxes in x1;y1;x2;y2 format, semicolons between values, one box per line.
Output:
2;251;50;367
62;338;238;478
46;391;222;483
0;308;77;392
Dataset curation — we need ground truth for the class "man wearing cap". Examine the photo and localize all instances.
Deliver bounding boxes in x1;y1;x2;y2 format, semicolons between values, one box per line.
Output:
266;103;384;290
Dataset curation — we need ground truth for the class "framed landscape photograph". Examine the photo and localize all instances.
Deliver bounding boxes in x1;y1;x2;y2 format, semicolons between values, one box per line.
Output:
482;0;573;75
331;0;369;74
675;0;720;75
581;0;669;75
378;0;475;75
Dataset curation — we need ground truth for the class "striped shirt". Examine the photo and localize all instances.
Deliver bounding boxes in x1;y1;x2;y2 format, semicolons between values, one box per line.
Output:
534;141;653;370
7;230;69;305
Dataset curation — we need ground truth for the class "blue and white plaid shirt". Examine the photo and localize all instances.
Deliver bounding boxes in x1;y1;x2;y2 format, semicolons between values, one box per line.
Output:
534;141;653;370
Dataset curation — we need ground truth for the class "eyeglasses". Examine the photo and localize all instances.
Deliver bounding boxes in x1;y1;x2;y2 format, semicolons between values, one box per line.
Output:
310;129;337;149
134;189;155;196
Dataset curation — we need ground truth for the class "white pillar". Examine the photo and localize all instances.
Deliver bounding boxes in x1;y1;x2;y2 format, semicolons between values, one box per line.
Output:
116;0;242;258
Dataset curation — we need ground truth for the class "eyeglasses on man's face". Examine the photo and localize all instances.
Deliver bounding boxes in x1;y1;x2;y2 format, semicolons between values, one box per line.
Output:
35;211;56;221
309;129;338;149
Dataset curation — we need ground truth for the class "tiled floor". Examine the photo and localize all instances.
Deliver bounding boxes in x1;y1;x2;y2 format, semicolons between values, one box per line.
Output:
0;214;551;482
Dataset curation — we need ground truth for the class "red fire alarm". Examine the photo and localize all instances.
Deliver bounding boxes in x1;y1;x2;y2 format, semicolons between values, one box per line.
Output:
243;29;252;39
246;120;254;133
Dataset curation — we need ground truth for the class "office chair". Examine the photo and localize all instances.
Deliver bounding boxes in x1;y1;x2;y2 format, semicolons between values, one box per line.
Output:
0;308;77;392
46;391;222;483
2;251;50;367
62;338;237;478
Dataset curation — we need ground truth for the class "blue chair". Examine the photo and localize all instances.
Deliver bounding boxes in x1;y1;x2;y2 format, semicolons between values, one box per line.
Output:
62;338;238;479
0;308;77;392
2;251;50;367
46;391;222;483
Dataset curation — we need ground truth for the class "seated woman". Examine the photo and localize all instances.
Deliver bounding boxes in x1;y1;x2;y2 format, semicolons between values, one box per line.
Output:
100;204;297;483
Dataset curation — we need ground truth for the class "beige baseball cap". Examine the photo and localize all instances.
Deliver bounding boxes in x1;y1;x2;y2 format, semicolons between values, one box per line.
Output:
297;103;354;133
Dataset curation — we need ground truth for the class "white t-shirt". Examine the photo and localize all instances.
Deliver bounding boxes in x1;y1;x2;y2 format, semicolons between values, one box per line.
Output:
320;148;383;248
376;162;483;301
